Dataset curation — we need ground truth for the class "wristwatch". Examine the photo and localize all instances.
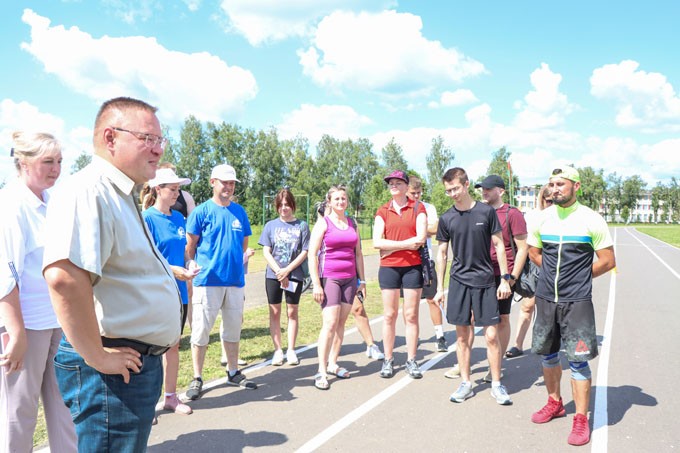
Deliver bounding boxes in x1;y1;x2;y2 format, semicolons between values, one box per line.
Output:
502;273;513;281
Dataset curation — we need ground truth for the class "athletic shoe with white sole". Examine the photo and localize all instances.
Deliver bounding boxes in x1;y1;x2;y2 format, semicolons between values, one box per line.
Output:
490;384;512;405
450;381;474;403
366;344;385;360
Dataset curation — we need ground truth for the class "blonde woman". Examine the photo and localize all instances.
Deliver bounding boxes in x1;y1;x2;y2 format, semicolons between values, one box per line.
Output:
140;168;199;416
308;186;366;390
0;132;77;452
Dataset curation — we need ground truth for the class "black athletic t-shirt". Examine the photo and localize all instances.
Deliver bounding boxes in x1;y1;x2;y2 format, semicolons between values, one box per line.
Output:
436;201;501;288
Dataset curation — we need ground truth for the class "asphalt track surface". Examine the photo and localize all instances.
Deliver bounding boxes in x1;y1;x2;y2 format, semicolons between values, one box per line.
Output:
43;227;680;452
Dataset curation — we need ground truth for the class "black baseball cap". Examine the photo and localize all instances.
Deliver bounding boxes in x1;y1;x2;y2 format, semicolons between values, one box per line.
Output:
474;175;505;189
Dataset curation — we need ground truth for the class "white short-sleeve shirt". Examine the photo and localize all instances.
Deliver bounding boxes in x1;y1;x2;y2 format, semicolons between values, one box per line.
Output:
0;179;59;330
42;156;182;347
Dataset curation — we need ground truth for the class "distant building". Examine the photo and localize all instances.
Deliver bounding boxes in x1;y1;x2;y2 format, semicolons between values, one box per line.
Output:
513;186;542;213
512;187;672;223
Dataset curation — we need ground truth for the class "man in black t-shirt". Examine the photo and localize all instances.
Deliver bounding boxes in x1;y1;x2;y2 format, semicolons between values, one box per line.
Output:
434;167;512;405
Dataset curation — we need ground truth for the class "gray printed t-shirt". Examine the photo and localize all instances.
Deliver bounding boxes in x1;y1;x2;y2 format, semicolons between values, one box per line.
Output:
258;218;310;281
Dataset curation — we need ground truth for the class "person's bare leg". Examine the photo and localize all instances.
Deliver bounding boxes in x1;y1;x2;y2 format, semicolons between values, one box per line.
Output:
498;314;511;357
456;325;473;381
269;303;282;351
224;341;240;374
317;306;340;374
287;304;299;350
381;289;400;359
544;365;562;401
485;325;502;381
164;343;181;393
328;304;352;368
572;378;591;416
402;288;421;360
512;297;535;351
191;344;207;378
351;297;375;345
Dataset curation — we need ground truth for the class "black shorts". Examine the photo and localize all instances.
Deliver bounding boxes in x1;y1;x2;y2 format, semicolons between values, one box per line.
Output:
494;275;514;315
531;297;598;362
265;278;303;305
397;260;438;299
446;278;500;327
379;265;423;290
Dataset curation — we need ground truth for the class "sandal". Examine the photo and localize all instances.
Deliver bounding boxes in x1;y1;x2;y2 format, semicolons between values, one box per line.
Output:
505;347;523;358
327;365;351;379
314;373;330;390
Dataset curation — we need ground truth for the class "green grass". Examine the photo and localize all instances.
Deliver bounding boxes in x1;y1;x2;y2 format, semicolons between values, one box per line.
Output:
634;224;680;248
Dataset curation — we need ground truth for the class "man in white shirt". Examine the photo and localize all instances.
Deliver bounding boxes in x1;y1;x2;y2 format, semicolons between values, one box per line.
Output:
43;97;182;451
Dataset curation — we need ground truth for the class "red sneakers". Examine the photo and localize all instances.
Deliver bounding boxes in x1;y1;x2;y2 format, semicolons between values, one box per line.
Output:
568;414;591;446
531;396;566;424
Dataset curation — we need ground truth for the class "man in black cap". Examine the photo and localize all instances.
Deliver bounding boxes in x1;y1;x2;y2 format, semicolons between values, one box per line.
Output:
475;175;528;380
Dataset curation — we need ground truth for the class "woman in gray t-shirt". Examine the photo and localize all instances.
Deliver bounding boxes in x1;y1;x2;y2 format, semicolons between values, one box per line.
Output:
258;189;310;367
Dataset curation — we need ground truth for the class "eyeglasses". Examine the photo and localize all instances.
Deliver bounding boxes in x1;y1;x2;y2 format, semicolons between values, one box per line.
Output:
552;168;562;175
112;127;168;150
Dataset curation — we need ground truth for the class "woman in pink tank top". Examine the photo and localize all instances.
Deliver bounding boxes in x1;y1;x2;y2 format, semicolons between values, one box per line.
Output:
307;185;366;390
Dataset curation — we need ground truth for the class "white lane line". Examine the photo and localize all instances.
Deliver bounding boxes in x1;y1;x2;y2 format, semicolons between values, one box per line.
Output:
626;228;680;280
296;317;482;453
295;347;454;453
592;228;617;452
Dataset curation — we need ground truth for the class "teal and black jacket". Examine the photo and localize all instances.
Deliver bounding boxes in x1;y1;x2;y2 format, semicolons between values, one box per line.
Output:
527;201;613;303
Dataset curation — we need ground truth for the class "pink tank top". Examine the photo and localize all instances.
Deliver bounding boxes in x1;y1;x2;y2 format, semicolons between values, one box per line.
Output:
319;216;358;278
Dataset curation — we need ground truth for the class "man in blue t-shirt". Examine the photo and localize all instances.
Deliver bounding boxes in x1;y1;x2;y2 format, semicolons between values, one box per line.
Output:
184;164;256;400
433;167;513;406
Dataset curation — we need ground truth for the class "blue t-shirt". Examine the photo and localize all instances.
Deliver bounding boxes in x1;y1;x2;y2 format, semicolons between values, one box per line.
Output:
186;200;252;287
258;218;310;281
142;207;189;304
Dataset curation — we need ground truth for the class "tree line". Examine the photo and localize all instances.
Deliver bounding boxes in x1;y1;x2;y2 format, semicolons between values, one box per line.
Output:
65;116;678;225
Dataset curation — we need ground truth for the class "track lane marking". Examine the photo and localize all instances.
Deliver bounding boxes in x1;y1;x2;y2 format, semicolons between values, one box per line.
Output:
592;228;617;452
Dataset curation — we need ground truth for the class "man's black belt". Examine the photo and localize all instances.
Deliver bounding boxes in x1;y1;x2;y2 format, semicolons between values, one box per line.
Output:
101;337;169;356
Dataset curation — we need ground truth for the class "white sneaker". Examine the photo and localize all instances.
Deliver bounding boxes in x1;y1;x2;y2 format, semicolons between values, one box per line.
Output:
490;384;512;405
286;349;299;365
450;381;474;403
444;364;460;379
366;344;385;360
272;349;284;366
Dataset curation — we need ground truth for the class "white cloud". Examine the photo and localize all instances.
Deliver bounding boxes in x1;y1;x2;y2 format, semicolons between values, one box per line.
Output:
20;9;258;126
513;63;575;130
298;10;486;95
277;104;373;145
0;99;91;184
102;0;159;24
182;0;201;12
219;0;394;46
590;60;680;133
440;89;478;107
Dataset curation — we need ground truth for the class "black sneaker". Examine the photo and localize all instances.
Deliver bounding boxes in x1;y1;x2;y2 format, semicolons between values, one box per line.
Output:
436;336;448;352
405;359;423;379
380;358;394;378
227;370;258;390
186;377;203;400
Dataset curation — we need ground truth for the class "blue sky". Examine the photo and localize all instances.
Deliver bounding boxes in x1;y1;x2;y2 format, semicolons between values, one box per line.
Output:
2;1;679;187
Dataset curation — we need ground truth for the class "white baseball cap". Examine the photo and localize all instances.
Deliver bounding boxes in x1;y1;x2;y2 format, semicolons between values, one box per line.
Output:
148;168;191;188
211;164;240;182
